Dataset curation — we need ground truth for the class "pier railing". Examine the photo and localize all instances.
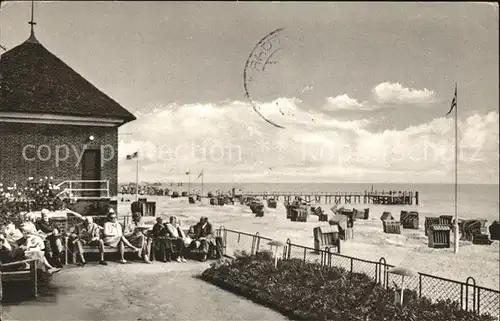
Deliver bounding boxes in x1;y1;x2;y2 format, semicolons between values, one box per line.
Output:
242;190;419;205
217;227;499;320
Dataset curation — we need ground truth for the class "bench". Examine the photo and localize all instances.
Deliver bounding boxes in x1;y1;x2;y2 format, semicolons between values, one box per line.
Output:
0;258;38;301
150;234;226;261
64;236;152;264
62;216;148;264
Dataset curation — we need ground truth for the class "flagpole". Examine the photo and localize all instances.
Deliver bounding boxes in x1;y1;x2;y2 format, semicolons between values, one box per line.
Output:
188;169;191;195
453;82;459;254
135;153;139;201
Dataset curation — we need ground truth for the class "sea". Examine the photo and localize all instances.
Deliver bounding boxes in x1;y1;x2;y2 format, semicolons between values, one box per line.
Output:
165;183;499;223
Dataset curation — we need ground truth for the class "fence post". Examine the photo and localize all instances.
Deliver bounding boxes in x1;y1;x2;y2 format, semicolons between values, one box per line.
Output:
465;277;477;312
460;283;464;310
378;257;387;288
255;232;261;254
303;247;306;262
476;287;480;315
418;274;422;298
350;258;353;273
286;238;291;259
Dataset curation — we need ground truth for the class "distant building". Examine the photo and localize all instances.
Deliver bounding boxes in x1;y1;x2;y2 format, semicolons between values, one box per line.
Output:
0;26;135;203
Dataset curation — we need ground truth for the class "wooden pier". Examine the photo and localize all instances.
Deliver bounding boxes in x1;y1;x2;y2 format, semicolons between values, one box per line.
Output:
242;190;419;205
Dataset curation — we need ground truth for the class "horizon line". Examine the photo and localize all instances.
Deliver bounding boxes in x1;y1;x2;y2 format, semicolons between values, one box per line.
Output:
117;181;499;186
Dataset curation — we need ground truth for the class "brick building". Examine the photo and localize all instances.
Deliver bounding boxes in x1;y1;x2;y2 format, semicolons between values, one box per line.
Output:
0;27;135;202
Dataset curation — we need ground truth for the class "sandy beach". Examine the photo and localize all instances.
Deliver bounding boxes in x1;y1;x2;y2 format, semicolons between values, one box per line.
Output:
118;195;499;291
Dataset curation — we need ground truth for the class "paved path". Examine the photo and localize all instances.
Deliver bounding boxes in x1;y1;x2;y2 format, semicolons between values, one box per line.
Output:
1;261;288;321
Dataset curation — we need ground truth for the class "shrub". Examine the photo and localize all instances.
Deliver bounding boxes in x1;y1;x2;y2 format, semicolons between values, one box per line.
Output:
0;177;64;226
201;253;496;321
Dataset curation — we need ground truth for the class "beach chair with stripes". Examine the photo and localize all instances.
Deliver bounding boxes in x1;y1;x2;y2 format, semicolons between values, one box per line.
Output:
313;225;341;253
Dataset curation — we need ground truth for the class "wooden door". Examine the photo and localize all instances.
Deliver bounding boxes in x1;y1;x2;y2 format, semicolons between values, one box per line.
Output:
81;149;101;197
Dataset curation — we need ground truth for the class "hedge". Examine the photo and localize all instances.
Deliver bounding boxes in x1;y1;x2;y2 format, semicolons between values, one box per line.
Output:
0;177;65;226
201;252;496;321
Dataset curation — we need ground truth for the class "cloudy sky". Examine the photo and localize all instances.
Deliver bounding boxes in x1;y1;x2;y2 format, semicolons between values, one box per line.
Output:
1;2;498;184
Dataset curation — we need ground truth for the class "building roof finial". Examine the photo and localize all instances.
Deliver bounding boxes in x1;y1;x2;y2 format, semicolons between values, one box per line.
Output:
26;1;39;44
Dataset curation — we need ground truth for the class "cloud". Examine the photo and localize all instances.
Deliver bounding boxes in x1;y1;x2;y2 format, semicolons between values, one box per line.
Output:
325;94;373;110
372;82;437;104
347;112;499;181
117;97;498;184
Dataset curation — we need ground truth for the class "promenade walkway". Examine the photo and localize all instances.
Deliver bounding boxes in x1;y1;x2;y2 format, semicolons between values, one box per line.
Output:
1;261;288;321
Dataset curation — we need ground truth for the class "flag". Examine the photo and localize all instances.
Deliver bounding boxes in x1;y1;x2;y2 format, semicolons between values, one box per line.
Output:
185;171;190;175
126;151;138;160
445;83;457;116
197;170;204;179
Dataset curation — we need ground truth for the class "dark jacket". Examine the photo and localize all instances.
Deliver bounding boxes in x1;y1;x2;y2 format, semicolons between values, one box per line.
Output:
193;222;214;239
36;219;56;234
152;223;167;238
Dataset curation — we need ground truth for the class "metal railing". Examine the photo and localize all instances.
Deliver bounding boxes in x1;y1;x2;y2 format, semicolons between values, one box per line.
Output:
217;227;500;320
56;180;110;199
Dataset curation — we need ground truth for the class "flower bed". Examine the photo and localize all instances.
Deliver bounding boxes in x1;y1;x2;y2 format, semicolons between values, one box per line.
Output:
201;252;496;321
1;177;64;226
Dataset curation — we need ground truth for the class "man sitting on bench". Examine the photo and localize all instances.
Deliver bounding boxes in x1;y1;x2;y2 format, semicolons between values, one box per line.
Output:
189;217;215;262
71;217;107;266
124;212;152;264
103;210;140;264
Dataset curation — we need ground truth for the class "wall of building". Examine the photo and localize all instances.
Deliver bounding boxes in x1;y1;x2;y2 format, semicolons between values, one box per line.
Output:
0;122;118;196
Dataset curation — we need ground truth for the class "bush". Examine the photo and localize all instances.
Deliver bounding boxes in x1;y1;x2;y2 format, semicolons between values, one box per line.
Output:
201;253;496;321
0;177;64;226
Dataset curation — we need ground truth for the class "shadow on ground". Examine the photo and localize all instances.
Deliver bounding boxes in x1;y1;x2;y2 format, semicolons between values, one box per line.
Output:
1;261;289;321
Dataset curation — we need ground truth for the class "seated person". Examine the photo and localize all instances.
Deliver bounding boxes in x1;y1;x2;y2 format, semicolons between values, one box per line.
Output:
12;227;60;274
151;217;169;262
189;216;216;262
103;210;140;264
0;231;27;269
70;217;107;266
20;213;40;236
18;214;47;253
35;209;64;268
2;222;24;247
165;216;187;263
123;212;152;264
